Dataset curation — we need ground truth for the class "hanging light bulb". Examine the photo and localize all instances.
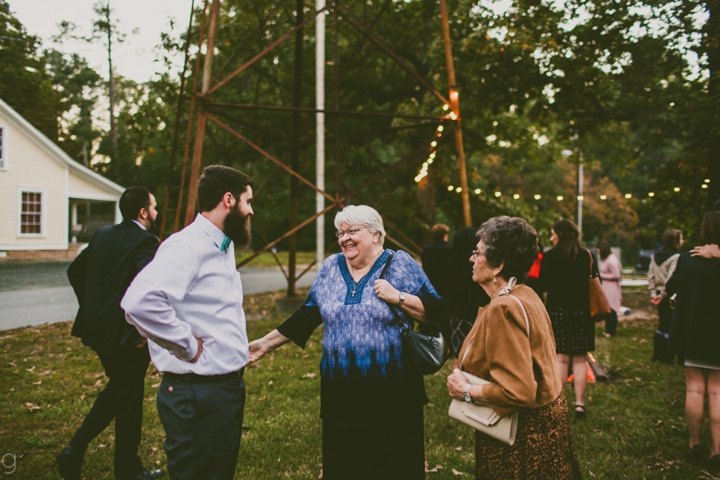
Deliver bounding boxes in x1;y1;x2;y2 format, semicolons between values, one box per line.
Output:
702;184;708;189
625;193;632;199
431;141;437;147
474;188;481;195
449;111;458;120
494;191;501;197
534;194;541;200
456;187;463;193
443;104;449;111
577;195;584;201
705;178;711;183
557;195;563;201
427;158;433;164
437;125;444;132
513;194;520;200
673;187;680;192
648;192;655;197
600;195;607;200
447;185;454;191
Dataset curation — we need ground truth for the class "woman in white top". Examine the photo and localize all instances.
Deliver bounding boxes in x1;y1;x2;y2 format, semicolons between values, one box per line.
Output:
647;229;682;364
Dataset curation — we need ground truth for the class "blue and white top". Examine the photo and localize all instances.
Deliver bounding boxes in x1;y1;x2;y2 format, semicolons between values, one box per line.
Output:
278;249;442;426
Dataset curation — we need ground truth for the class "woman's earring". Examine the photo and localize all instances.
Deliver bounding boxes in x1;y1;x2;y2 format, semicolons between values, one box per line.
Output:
493;277;497;284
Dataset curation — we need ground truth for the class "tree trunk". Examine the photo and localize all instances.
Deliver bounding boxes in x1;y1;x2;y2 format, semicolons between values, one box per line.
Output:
707;0;720;207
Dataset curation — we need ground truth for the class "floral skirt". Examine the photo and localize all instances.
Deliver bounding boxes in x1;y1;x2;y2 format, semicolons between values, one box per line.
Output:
475;391;582;480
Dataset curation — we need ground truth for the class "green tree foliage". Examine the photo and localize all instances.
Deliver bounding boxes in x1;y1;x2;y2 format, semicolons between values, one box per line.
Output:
0;1;62;140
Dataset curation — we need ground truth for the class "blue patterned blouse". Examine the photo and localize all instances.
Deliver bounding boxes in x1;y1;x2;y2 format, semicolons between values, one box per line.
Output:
277;249;442;426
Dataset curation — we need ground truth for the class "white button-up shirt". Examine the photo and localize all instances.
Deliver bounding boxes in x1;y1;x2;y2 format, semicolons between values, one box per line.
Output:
122;214;248;375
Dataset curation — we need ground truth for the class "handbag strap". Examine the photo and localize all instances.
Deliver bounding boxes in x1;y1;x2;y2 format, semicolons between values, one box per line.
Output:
460;278;530;369
377;253;409;334
588;249;601;281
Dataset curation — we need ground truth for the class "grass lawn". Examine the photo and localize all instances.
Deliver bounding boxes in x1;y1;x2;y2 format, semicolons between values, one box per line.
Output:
1;287;718;479
236;251;319;268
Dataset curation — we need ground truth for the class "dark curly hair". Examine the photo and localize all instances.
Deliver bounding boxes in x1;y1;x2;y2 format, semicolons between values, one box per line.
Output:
476;216;539;283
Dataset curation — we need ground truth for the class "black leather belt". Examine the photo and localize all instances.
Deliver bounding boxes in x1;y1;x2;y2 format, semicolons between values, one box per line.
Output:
163;367;245;383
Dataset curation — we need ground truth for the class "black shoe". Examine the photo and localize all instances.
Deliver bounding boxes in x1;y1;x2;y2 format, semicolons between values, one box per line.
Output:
56;446;83;480
709;454;720;472
687;444;705;464
132;468;164;480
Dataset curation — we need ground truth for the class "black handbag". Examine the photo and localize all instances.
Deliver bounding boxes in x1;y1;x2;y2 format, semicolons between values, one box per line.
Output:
378;253;450;375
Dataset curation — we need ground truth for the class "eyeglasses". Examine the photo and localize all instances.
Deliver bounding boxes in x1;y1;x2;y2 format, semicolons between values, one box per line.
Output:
471;249;485;258
335;227;365;238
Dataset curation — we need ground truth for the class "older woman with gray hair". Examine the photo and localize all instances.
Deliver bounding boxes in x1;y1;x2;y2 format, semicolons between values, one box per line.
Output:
446;216;581;480
249;205;442;480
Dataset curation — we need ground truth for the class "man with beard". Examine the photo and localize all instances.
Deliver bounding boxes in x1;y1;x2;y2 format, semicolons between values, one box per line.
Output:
122;165;254;480
58;186;162;480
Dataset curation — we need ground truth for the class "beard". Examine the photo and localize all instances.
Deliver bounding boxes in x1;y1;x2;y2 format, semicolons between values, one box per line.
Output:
225;205;251;247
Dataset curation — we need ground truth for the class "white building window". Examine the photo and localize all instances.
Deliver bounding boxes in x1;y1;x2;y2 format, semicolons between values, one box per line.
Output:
20;191;43;235
0;127;5;170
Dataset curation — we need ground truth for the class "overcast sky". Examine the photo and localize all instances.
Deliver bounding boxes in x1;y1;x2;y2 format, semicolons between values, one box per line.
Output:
10;0;195;83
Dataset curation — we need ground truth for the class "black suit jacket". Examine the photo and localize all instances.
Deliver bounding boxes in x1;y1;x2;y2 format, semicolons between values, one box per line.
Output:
68;220;159;356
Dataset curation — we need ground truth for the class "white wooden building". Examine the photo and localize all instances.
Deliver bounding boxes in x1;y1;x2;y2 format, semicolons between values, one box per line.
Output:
0;98;124;260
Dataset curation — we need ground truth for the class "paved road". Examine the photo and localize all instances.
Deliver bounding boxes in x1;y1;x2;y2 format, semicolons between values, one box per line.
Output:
0;266;315;331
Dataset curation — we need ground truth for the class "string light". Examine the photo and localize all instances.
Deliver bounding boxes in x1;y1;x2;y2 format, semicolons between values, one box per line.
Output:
625;193;632;199
440;186;706;199
705;179;711;183
443;104;449;111
674;187;680;192
430;141;437;147
577;195;584;201
557;195;563;201
702;184;708;189
513;194;520;200
437;126;444;133
456;187;463;193
474;188;481;194
534;194;541;200
449;111;457;120
447;185;454;191
648;192;654;197
600;195;607;200
494;191;501;197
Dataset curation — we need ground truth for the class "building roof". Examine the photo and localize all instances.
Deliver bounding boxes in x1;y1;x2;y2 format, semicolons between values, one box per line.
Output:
0;97;125;197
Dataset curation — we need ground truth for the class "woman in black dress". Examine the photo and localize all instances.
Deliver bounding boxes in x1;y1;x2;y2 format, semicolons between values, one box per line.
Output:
537;219;593;416
443;227;490;356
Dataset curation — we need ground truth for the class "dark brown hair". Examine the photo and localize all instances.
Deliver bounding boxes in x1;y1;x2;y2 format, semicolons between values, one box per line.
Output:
431;223;450;243
196;165;254;213
661;229;682;251
700;211;720;246
552;219;581;260
596;240;612;260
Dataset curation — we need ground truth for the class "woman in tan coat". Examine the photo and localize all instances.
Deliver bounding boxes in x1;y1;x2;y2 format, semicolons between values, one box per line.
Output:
446;216;581;480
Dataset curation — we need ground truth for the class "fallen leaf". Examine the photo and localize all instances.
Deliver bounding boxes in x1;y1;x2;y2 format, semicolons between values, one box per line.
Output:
425;463;444;473
26;366;36;372
25;402;41;412
302;372;317;378
39;370;53;376
33;380;41;385
635;377;642;382
588;471;597;478
268;381;274;385
151;382;161;388
94;380;103;388
8;361;16;367
79;395;86;401
455;446;462;451
452;469;466;476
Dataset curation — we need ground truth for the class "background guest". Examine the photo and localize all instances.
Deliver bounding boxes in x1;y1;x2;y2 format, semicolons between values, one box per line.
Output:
446;216;581;480
443;227;490;356
537;219;594;416
421;223;452;297
596;240;622;337
648;229;682;364
666;211;720;471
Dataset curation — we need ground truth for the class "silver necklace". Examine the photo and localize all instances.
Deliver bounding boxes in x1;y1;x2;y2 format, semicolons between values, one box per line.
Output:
348;249;383;297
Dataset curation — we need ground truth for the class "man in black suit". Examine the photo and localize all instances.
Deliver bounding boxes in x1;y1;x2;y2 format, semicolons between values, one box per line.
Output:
57;186;163;480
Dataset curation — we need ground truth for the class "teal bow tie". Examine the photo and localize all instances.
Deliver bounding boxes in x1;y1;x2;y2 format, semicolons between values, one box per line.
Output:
221;237;231;252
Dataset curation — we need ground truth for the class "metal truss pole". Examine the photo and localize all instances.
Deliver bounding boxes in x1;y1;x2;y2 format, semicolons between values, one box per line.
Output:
439;0;472;227
184;0;220;226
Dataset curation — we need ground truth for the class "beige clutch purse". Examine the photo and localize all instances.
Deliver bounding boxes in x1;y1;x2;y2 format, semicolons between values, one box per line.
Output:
448;371;519;445
448;286;527;446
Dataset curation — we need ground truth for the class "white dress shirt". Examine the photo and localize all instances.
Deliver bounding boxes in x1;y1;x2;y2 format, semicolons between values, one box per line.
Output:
122;214;248;375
